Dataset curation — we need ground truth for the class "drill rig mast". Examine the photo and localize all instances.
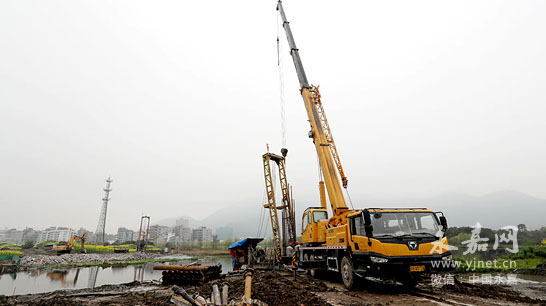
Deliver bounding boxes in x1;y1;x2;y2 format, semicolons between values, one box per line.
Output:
262;153;297;264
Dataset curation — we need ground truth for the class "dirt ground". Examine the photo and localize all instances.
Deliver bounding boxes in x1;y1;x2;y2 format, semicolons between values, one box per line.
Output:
1;270;545;306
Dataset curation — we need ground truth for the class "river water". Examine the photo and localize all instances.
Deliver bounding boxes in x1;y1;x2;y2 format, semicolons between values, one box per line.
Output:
4;257;545;300
0;255;233;296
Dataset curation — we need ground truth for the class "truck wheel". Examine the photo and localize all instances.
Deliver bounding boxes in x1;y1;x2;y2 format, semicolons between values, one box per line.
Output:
340;256;355;289
303;254;310;275
305;254;319;278
400;273;417;289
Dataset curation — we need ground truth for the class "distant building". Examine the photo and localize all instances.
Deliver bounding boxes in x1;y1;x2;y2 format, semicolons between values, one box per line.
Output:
174;226;192;242
175;218;190;228
37;227;77;243
0;229;24;244
105;234;118;244
166;232;178;244
77;228;94;241
117;227;135;242
192;227;213;242
22;228;39;244
215;227;234;241
149;225;170;240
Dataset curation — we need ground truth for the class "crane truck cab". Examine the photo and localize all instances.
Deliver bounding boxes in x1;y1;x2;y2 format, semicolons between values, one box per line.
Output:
301;207;329;245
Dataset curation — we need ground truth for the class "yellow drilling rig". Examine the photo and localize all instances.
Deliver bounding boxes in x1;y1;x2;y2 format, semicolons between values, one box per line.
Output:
261;152;297;265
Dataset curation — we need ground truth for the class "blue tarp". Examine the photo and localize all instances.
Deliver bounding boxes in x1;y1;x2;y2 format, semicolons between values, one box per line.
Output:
228;237;264;250
228;237;264;270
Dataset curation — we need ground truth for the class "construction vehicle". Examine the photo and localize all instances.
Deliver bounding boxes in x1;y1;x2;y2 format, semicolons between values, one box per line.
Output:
261;152;297;265
51;234;86;255
276;1;454;288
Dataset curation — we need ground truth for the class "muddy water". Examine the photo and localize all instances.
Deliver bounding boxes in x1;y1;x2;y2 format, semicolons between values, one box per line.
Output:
0;255;233;296
459;273;546;300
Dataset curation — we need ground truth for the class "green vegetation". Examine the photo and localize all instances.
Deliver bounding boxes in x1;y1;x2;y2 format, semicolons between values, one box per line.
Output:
446;225;546;260
0;250;23;257
21;241;34;249
507;245;546;259
174;239;238;251
446;225;546;273
0;242;22;250
71;242;161;253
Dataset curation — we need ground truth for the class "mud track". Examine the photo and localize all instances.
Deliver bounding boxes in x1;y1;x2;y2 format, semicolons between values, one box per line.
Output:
1;270;544;305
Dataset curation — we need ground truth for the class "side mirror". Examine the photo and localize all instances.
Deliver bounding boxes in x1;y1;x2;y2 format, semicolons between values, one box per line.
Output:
439;216;448;231
362;210;374;238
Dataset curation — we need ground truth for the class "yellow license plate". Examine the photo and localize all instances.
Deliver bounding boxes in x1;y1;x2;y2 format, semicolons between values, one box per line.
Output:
410;265;425;272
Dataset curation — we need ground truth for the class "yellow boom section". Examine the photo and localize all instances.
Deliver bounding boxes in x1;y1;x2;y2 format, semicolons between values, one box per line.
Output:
310;86;348;189
301;86;348;217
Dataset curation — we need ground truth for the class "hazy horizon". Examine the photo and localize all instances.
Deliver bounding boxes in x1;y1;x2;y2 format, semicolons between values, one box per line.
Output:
2;189;544;232
1;1;545;233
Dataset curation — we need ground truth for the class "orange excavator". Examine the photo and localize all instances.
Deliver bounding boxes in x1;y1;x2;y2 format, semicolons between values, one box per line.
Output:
52;234;86;255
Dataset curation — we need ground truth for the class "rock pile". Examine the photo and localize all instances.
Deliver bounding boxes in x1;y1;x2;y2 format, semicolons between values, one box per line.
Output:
20;252;159;267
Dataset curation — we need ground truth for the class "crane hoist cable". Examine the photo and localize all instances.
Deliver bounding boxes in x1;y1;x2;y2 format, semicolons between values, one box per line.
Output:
316;152;323;182
256;191;267;237
277;11;287;149
317;150;354;210
263;209;269;237
345;188;355;210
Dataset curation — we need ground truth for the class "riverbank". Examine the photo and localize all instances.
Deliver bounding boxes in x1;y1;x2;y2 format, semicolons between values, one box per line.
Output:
16;252;184;271
177;249;230;256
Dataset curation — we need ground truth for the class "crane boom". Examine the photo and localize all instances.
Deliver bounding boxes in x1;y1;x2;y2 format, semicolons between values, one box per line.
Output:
277;1;348;216
277;1;309;89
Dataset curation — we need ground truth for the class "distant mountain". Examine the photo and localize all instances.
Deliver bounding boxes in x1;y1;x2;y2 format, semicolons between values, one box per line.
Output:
155;205;264;238
155;216;199;228
199;205;264;238
157;191;546;238
420;190;546;229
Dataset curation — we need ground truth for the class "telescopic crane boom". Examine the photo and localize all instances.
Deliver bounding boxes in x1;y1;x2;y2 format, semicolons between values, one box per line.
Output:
277;0;348;217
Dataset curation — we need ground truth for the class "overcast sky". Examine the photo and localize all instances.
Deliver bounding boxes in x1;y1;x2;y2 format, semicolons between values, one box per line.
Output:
1;0;545;233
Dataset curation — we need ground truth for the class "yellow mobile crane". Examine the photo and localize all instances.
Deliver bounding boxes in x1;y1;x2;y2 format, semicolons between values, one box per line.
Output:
276;1;454;289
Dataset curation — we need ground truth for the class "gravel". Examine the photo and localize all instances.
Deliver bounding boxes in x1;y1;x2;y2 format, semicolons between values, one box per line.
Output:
20;252;160;267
